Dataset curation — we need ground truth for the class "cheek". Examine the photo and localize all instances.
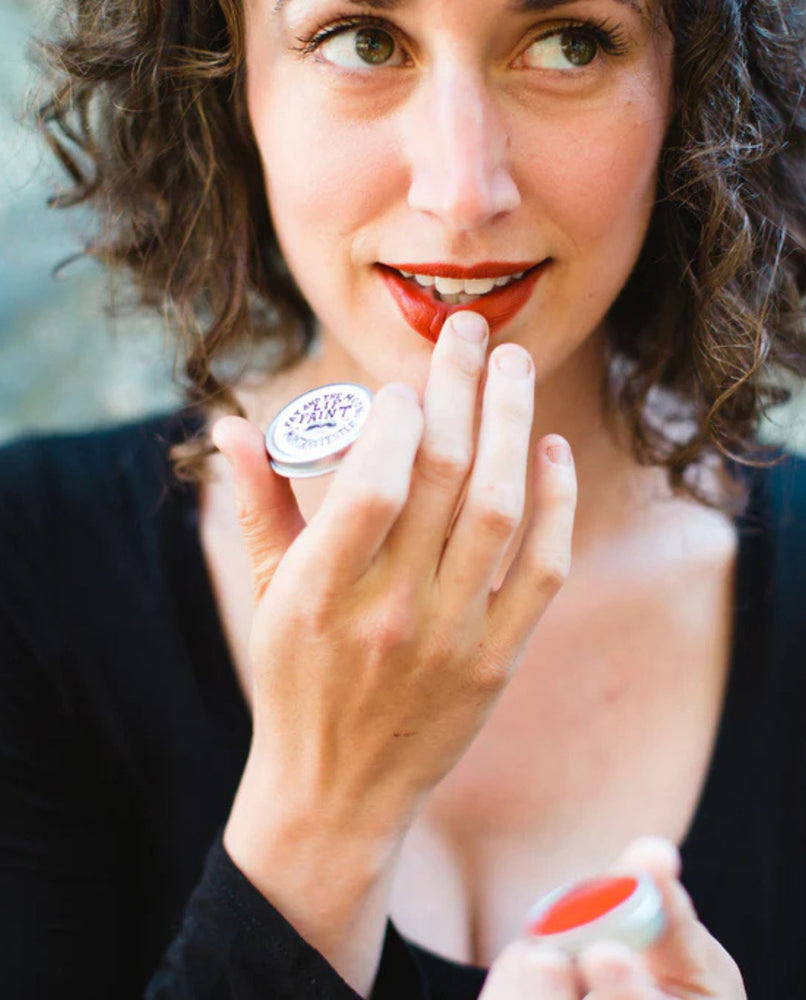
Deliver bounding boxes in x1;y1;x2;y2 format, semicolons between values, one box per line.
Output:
248;71;397;253
532;105;665;258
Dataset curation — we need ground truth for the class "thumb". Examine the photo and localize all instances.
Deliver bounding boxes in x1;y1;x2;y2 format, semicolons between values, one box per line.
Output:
611;836;709;983
211;415;306;602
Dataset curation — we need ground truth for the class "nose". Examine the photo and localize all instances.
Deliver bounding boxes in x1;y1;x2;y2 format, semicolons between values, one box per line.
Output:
405;62;521;232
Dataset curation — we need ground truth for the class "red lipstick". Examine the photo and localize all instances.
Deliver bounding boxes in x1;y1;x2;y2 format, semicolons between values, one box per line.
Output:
389;261;538;279
378;261;547;344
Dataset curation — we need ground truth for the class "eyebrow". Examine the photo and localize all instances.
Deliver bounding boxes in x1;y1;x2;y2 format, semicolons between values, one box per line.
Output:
274;0;644;19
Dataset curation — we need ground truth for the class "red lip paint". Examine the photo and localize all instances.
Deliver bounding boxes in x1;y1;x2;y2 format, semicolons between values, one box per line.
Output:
525;873;665;955
378;262;547;343
528;876;638;935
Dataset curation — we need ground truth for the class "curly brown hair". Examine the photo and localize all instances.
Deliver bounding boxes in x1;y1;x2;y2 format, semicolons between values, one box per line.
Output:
35;0;806;506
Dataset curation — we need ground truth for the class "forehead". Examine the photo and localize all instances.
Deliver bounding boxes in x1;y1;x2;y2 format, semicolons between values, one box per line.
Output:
274;0;648;17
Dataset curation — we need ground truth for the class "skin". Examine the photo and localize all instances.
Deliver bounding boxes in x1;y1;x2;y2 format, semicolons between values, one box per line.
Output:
478;838;745;1000
209;0;745;996
241;0;673;411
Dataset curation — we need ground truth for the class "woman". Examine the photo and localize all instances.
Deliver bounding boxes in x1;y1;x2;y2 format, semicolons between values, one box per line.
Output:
2;0;805;996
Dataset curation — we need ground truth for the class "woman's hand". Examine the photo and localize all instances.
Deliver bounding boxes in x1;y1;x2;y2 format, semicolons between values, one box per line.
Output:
479;837;746;1000
212;310;577;993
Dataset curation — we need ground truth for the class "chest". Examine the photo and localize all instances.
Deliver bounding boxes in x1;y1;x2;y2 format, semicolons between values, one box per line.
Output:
387;547;736;965
198;468;737;968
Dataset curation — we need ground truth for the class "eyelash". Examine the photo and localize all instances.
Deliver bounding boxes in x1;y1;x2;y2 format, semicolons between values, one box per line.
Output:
291;13;631;65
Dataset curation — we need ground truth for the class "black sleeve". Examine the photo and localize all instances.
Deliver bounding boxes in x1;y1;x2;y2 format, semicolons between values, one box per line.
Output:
0;425;483;1000
0;589;132;994
0;612;432;999
146;837;431;1000
0;628;425;1000
0;540;427;1000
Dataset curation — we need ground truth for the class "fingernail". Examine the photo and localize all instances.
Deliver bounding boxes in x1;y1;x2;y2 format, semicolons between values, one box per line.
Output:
525;942;570;965
495;347;532;378
449;311;488;343
546;441;572;466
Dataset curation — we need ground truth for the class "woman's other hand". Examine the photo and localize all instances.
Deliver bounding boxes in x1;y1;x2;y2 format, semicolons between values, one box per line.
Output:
479;837;746;999
211;310;577;993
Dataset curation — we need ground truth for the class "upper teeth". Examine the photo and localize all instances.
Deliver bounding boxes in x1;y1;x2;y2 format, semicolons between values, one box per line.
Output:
397;271;525;295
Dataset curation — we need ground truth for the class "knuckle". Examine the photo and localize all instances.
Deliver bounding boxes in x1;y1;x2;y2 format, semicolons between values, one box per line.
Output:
532;550;571;596
365;597;419;649
273;595;330;639
350;485;405;524
478;505;521;538
489;941;530;983
522;948;572;990
500;397;533;425
450;345;485;380
371;388;424;445
235;499;272;548
468;487;523;538
543;471;579;507
234;495;258;530
378;610;418;648
489;387;532;425
377;384;420;414
470;657;510;696
416;443;472;488
382;386;424;426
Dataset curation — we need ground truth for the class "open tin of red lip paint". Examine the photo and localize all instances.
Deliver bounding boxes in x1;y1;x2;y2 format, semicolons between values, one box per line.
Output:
525;873;665;955
265;382;374;478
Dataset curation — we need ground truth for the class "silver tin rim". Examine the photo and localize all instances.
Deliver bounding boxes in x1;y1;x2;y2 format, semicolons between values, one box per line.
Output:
524;872;665;955
265;382;373;478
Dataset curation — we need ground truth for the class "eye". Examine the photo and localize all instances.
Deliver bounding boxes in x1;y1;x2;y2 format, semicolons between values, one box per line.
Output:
522;27;601;70
318;25;405;69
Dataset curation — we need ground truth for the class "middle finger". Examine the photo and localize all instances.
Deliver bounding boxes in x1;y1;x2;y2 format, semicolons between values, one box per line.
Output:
438;342;535;609
384;310;489;575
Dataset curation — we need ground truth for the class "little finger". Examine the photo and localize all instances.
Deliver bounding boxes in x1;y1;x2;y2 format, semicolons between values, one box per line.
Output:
438;344;535;608
489;435;577;652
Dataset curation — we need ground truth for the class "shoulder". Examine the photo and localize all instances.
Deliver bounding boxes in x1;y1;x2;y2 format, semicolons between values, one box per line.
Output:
0;409;204;569
0;409;204;671
737;449;806;567
733;449;806;694
0;408;201;520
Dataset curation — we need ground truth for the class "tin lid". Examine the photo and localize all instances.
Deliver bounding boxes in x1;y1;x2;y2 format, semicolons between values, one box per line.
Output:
524;873;665;955
265;382;373;479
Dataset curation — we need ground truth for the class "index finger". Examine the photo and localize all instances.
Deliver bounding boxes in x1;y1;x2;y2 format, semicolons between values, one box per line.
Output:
302;383;424;585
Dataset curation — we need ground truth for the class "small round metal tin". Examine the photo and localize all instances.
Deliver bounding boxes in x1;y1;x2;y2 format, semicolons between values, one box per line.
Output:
265;382;373;479
525;873;665;956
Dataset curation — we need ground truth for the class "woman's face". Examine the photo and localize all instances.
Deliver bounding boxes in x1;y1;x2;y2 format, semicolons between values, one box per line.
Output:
244;0;674;394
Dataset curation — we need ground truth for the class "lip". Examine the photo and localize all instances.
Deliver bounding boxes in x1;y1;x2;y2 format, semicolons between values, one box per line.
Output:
387;261;539;280
378;261;548;343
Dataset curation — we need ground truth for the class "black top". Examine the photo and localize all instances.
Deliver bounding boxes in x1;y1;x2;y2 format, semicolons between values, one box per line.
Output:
0;410;804;999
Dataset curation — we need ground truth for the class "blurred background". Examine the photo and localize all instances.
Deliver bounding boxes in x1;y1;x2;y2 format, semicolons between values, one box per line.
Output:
0;0;181;446
1;0;805;452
